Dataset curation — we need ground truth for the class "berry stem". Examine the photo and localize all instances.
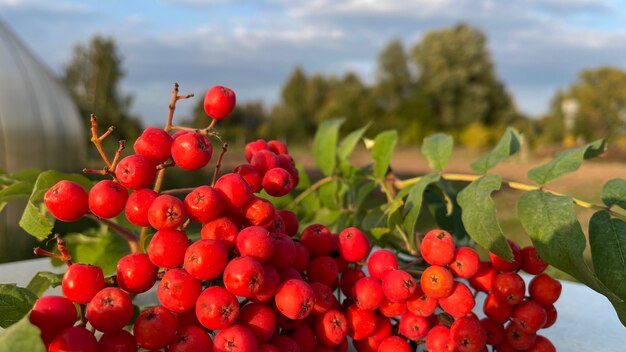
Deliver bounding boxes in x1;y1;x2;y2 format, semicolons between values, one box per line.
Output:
86;214;139;253
89;115;114;169
109;140;126;172
33;234;73;266
287;176;336;209
138;227;150;254
161;187;196;195
212;143;228;187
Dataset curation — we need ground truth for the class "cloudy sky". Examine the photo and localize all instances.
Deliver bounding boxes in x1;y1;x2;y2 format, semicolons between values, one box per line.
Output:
2;0;626;126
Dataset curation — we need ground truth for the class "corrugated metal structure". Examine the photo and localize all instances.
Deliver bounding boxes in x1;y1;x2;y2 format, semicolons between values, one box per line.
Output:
0;19;86;261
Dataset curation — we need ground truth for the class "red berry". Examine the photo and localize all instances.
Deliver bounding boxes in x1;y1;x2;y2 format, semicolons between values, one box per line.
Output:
148;194;186;230
382;269;417;303
184;185;223;223
115;154;156;190
267;140;288;155
237;303;276;343
367;250;398;280
521;246;549;275
377;336;411;352
244;139;269;162
450;247;480;279
48;326;98;352
425;325;455;352
543;304;558;328
338;227;370;263
204;85;236;120
504;321;537;350
288;324;317;352
243;196;276;227
268;232;297;269
196;286;240;330
29;296;77;344
125;188;158;226
529;273;562;306
252;264;280;303
270;335;299;351
134;127;173;164
214;325;258;352
339;268;365;296
489;240;522;272
398;312;429;341
233;163;263;193
236;226;274;263
345;304;377;341
251;150;280;175
98;330;137;352
215;173;254;212
483;293;514;324
420;265;454;299
438;281;475;318
133;306;177;350
314;309;348;347
450;316;487;352
512;299;548;333
277;209;299;237
169;325;214;352
147;229;189;268
310;282;335;316
420;229;455;266
223;256;265;297
184;239;228;280
88;180;128;219
307;255;339;287
292;242;311;272
171;132;213;170
157;268;202;313
406;286;436;317
116;253;158;294
352;277;383;310
44;180;88;222
62;264;104;304
300;224;335;258
527;335;556;352
468;262;497;292
480;318;505;346
86;287;133;333
262;167;294;197
275;279;316;320
494;272;526;305
200;216;239;249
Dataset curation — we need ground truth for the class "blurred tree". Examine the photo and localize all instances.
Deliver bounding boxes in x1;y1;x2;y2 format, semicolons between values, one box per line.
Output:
375;39;414;109
563;67;626;142
268;66;311;141
316;72;374;132
64;36;142;143
411;23;518;131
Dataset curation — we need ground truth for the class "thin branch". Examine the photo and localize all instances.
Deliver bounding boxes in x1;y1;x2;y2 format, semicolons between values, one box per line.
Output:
109;140;126;172
212;143;228;186
86;214;139;253
90;115;113;169
33;234;72;266
161;187;196;195
286;176;336;209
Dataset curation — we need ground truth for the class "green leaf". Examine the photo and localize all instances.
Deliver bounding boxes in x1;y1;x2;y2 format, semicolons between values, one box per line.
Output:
19;170;92;239
26;272;63;297
517;191;619;300
608;297;626;327
421;133;453;172
10;168;42;183
318;181;340;210
0;284;38;328
370;227;390;240
402;174;440;243
527;139;607;185
0;181;34;203
337;122;371;162
362;207;386;231
589;211;626;298
457;175;513;261
64;230;130;275
471;127;521;174
312;118;345;176
601;178;626;210
0;315;46;352
372;130;398;179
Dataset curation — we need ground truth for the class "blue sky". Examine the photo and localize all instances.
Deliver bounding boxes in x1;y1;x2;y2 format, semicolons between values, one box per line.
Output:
2;0;626;126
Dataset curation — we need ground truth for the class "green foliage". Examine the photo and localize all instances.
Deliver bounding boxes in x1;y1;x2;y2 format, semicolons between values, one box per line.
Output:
457;175;512;260
421;133;453;172
602;178;626;209
589;212;626;298
471;127;521;174
527;139;606;185
372;131;398;179
26;272;63;298
312;118;345;176
0;284;37;328
0;316;45;352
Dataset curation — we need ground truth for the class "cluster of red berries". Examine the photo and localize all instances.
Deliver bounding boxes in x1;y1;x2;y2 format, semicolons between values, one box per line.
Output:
31;84;561;352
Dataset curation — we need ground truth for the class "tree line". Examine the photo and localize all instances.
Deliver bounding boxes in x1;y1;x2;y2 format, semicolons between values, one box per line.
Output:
63;23;626;149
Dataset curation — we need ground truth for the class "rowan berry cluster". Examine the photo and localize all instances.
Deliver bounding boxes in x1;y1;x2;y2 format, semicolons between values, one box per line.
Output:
32;84;560;352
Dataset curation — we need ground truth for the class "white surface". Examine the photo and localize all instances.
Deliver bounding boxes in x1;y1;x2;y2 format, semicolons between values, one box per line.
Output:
1;259;624;350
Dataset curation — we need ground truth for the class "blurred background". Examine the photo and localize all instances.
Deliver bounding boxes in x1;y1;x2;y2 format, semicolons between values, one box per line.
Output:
0;0;625;262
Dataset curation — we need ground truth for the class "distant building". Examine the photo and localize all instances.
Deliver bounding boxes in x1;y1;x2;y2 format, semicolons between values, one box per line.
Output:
0;19;86;262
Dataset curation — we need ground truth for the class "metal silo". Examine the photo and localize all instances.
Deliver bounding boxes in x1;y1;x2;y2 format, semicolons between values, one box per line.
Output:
0;19;86;262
